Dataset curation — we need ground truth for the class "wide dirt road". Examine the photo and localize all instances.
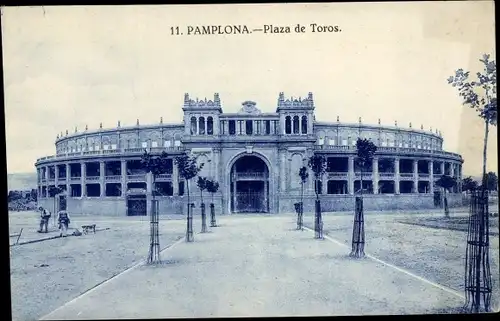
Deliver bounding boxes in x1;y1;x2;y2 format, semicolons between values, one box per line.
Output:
41;215;465;319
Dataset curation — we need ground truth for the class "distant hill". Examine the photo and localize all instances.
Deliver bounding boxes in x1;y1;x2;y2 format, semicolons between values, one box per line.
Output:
7;173;37;191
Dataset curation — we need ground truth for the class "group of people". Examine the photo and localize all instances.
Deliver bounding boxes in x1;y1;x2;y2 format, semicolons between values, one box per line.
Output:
37;206;71;237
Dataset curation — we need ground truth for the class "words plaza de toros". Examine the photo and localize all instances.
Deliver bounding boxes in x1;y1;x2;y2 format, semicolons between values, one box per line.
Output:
35;92;464;216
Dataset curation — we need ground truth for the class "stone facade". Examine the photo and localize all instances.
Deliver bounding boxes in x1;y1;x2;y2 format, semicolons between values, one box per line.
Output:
35;92;464;216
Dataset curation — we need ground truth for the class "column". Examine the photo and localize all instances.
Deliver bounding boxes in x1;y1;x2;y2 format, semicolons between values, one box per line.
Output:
280;114;285;135
81;162;86;197
299;116;302;135
173;161;179;195
54;165;59;186
232;176;237;211
205;118;208;136
429;160;434;194
196;116;199;135
372;157;379;194
348;155;355;194
146;172;152;217
440;162;445;176
121;160;127;197
395;157;400;194
66;163;71;196
100;161;105;197
413;159;419;193
280;150;286;192
322;172;327;195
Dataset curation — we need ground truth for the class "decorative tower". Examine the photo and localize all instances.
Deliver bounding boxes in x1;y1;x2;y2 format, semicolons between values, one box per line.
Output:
276;92;315;136
182;93;223;136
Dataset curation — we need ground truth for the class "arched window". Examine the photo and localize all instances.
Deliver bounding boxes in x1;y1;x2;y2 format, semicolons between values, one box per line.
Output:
301;116;308;134
199;117;205;135
293;116;299;134
285;116;292;134
190;117;197;135
207;117;214;135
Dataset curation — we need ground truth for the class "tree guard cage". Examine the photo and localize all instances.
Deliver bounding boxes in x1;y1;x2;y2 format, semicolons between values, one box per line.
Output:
147;199;161;264
200;203;207;233
350;197;365;258
464;190;492;312
186;203;194;242
314;200;323;239
210;203;217;227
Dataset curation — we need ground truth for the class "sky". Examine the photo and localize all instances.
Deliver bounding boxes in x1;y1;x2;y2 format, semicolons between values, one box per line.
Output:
2;2;496;177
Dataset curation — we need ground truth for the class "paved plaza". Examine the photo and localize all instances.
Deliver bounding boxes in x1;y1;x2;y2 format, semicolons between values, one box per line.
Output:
9;210;499;320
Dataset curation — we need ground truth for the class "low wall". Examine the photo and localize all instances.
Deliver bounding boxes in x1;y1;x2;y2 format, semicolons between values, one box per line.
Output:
278;193;464;213
37;196;224;216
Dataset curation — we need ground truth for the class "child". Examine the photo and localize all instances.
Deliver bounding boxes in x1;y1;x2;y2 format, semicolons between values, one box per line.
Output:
37;207;51;233
57;210;71;237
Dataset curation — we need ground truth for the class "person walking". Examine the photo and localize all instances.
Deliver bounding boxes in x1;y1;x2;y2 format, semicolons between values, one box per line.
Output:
57;210;71;237
37;207;50;233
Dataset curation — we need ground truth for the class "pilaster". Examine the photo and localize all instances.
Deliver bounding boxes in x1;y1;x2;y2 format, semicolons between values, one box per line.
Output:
348;155;355;194
121;160;127;197
429;160;434;194
100;161;105;197
54;165;59;186
413;159;419;193
173;161;179;195
81;162;86;197
395;157;400;194
66;163;71;195
372;157;379;194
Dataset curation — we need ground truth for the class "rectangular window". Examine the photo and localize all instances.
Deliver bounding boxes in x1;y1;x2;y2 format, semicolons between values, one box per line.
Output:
342;139;347;146
142;142;148;148
229;120;236;135
246;120;253;135
265;120;271;135
95;145;100;151
111;144;117;150
329;139;335;145
89;146;93;151
174;140;181;147
318;138;324;145
151;141;158;148
164;140;171;147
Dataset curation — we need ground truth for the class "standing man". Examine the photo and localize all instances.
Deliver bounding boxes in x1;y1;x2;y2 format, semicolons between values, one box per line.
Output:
57;210;71;237
37;207;50;233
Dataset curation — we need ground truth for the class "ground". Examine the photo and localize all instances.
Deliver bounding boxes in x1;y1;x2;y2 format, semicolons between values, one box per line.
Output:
8;207;500;320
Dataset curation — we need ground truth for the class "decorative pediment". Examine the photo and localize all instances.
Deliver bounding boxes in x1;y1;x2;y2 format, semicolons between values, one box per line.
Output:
239;101;261;115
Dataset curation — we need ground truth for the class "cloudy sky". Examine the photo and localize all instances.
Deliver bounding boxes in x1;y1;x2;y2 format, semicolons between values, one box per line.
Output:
2;2;496;176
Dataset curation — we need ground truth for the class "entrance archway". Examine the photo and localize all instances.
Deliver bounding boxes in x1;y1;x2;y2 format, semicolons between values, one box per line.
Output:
230;155;270;213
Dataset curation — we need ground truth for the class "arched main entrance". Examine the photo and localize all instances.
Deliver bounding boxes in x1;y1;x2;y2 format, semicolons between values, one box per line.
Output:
230;155;270;213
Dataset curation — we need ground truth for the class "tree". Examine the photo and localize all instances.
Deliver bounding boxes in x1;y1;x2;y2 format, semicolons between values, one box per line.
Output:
174;152;204;242
462;176;479;192
297;166;309;230
448;54;497;194
197;176;208;233
140;150;171;264
206;179;220;227
307;154;327;239
350;138;377;259
435;175;456;218
355;138;378;195
484;172;498;191
448;55;496;312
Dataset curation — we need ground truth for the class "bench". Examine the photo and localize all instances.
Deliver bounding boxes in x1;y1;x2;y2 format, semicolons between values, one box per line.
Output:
81;224;96;234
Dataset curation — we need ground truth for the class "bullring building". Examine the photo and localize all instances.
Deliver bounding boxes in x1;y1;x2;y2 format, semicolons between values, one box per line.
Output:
36;93;464;216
